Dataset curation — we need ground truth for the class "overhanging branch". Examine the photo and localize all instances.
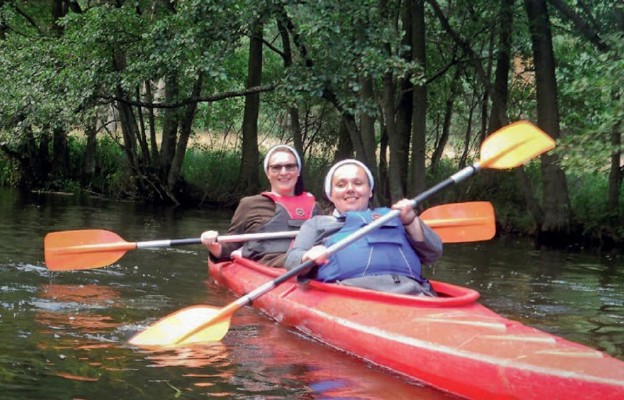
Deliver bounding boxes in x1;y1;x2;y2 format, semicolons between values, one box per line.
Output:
102;83;277;109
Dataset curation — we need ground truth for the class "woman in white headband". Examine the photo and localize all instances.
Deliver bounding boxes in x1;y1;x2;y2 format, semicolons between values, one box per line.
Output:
285;159;442;296
201;144;319;267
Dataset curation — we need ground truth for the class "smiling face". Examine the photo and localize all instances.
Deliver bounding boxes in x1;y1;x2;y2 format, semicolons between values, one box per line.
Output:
265;150;300;196
328;163;372;213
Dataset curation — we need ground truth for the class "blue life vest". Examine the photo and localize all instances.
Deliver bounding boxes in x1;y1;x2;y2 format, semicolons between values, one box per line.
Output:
316;208;424;283
242;192;316;259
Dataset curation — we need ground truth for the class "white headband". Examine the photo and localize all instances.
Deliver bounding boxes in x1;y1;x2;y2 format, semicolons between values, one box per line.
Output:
263;144;302;172
324;159;374;199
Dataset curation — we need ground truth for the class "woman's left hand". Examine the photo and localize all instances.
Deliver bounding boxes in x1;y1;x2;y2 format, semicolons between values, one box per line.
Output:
392;198;417;226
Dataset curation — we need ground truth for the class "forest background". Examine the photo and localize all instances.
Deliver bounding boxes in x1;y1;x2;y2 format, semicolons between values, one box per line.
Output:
0;0;622;251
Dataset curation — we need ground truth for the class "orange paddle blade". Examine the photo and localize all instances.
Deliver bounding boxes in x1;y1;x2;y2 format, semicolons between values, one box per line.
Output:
421;202;495;243
480;121;555;169
128;305;233;347
45;230;136;271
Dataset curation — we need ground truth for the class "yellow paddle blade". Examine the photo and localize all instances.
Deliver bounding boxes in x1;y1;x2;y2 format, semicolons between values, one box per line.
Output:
480;121;555;169
421;202;495;243
45;230;135;271
128;305;232;347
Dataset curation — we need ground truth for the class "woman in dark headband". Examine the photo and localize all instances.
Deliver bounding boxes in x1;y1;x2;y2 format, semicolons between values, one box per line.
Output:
201;145;320;267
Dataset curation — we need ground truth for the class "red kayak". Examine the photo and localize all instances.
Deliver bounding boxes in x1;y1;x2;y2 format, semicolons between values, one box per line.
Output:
209;257;624;400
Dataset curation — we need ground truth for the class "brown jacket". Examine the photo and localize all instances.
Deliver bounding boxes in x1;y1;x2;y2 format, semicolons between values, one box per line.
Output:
217;194;319;267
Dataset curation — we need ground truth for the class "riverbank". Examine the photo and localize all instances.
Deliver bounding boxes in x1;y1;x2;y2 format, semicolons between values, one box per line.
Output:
1;129;622;252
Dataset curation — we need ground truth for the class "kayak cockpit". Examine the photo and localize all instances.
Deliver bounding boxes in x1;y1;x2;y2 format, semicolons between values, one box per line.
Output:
231;256;480;307
305;278;480;307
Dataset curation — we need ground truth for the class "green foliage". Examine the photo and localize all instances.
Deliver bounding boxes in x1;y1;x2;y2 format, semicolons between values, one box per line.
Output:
281;1;419;115
194;99;244;134
33;133;135;198
181;147;241;203
568;173;624;241
0;154;19;187
556;33;624;174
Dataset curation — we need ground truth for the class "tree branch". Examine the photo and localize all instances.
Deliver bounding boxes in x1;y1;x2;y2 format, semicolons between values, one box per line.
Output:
103;83;276;109
547;0;609;52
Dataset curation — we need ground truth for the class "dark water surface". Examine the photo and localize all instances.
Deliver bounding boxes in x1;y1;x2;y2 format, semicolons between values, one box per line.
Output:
1;188;622;399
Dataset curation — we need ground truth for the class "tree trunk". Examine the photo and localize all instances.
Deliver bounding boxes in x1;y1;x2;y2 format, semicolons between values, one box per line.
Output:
394;2;414;200
160;74;181;181
50;0;69;181
334;116;354;163
358;75;384;204
458;114;474;169
547;0;620;216
0;0;6;40
52;126;69;179
1;124;50;189
607;120;622;212
277;16;304;162
144;80;159;168
377;0;410;203
409;0;427;197
167;73;203;202
112;46;140;176
51;0;64;35
359;76;377;169
135;85;151;166
238;21;263;195
487;0;514;133
431;67;460;170
379;125;389;207
487;0;549;227
381;73;407;202
524;0;572;245
82;114;97;184
322;89;382;203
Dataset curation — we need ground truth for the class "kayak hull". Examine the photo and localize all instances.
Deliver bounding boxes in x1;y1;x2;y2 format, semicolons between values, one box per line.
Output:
208;257;624;399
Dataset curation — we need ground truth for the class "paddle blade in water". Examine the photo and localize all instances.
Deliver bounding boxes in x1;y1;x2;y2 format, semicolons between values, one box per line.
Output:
421;202;495;243
129;305;232;347
480;121;555;169
44;229;135;271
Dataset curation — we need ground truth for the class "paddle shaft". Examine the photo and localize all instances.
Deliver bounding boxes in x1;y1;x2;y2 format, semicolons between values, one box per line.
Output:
57;231;299;255
136;231;298;249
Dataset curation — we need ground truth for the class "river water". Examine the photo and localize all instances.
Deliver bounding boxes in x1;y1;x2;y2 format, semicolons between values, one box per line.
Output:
1;188;622;399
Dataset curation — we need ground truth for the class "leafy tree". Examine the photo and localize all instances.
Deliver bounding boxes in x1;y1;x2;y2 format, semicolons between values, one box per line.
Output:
0;0;621;248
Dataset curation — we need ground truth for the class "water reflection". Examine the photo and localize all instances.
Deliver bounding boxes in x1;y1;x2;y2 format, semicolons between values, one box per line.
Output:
1;188;622;399
432;238;624;360
35;284;122;334
221;312;449;399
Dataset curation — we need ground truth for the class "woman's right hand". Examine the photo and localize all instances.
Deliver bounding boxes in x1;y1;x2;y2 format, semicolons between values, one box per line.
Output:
302;245;329;265
201;230;222;257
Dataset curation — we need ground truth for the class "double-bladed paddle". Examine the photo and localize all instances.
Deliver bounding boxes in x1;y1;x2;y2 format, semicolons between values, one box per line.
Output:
44;201;494;271
128;120;555;348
